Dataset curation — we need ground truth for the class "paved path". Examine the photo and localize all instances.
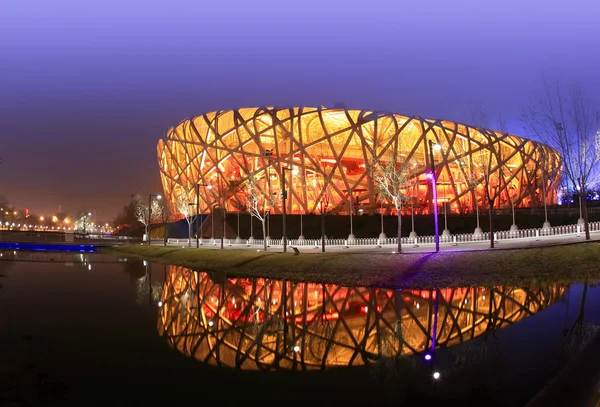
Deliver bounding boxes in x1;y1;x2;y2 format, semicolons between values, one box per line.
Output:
154;229;600;253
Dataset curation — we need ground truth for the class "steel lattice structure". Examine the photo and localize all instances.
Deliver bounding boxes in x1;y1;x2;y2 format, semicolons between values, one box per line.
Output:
157;265;564;371
157;107;562;215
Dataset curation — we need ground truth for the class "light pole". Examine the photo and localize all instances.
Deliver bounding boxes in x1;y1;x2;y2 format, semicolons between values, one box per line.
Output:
541;170;551;229
196;183;212;248
576;177;584;225
187;203;195;247
427;140;440;253
509;185;518;233
264;150;274;240
409;181;417;240
282;166;292;253
148;194;161;245
379;198;386;240
347;189;356;242
442;201;450;238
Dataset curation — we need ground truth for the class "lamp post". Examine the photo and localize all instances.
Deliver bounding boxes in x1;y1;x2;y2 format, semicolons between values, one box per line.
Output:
264;150;274;241
187;203;195;247
282;166;292;253
427;140;440;253
541;170;551;229
409;181;417;240
509;185;518;233
576;177;584;225
148;194;161;245
379;198;386;240
196;183;212;248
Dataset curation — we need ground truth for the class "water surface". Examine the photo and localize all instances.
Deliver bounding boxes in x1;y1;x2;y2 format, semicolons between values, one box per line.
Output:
0;251;598;406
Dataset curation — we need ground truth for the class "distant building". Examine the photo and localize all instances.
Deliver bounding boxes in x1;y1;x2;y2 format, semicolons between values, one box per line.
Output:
157;107;561;215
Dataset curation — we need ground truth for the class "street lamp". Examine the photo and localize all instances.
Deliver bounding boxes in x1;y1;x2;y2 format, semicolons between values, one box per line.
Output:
427;140;440;253
148;194;161;245
187;202;196;247
540;169;551;229
576;177;584;225
509;184;518;234
196;183;212;248
263;150;274;240
379;198;386;240
282;166;292;253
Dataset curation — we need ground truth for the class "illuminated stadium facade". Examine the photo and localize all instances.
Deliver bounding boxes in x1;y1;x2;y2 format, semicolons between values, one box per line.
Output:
157;107;561;216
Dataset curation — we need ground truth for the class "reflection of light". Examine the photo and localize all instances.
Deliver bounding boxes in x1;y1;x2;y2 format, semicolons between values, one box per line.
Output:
208;320;214;327
482;295;486;300
293;345;300;352
424;353;432;361
88;264;92;271
416;303;420;309
433;372;441;379
425;172;433;180
158;301;163;307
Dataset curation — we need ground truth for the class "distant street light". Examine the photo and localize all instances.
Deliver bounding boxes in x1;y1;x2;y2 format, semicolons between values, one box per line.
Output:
148;194;161;245
196;183;212;248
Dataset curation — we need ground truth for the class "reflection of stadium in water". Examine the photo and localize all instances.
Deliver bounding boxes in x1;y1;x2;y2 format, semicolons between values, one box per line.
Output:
157;265;565;371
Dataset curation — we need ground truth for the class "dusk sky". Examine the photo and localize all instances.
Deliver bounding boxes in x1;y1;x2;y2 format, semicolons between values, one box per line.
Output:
1;0;599;220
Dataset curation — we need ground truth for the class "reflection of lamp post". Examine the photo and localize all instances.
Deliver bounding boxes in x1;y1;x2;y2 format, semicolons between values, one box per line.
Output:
148;194;161;245
427;140;440;253
196;183;212;248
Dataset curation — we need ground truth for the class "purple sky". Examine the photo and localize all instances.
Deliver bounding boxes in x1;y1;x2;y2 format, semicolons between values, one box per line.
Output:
1;0;599;220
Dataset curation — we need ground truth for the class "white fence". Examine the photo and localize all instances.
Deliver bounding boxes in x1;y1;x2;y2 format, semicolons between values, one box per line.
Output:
165;222;600;249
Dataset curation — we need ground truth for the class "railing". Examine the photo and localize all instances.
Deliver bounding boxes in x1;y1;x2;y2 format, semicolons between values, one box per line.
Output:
164;221;600;249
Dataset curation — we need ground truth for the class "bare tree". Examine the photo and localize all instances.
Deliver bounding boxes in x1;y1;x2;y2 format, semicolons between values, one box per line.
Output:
370;155;410;253
157;199;174;246
522;82;600;240
134;195;162;241
173;189;195;247
472;141;504;248
245;175;276;251
307;173;335;252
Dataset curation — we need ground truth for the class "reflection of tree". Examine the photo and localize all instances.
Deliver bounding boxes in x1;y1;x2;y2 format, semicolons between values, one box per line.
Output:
157;266;565;372
561;282;599;362
136;265;163;305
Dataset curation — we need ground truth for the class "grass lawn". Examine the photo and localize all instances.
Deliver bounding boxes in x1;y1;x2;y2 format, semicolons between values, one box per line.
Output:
98;242;600;289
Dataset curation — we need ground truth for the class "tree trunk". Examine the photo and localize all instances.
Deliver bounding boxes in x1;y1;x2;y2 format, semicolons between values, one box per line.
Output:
188;222;192;247
262;218;267;251
163;220;167;246
321;212;326;253
397;213;402;253
581;191;590;240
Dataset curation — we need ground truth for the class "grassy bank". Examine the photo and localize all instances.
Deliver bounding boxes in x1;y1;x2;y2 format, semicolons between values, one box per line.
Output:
98;242;600;289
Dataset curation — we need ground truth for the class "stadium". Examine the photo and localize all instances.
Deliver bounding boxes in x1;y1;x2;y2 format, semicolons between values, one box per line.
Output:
157;107;561;216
